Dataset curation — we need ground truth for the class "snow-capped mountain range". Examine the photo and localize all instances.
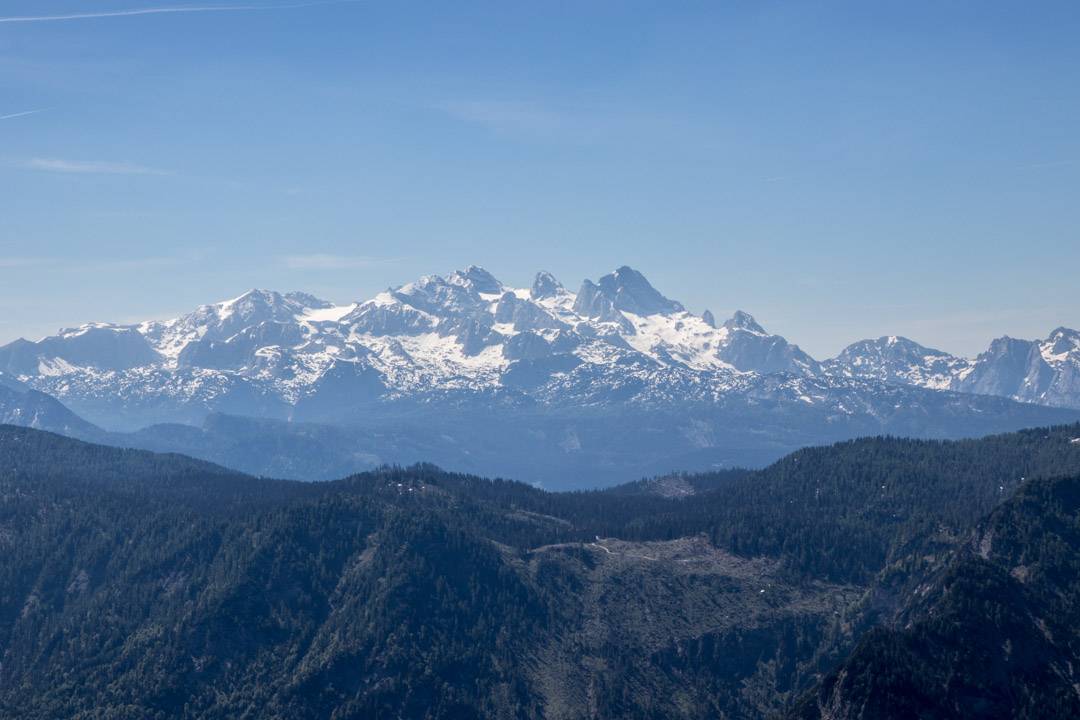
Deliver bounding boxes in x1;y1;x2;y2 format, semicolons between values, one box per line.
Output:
0;266;835;425
823;330;1080;409
0;265;1077;486
3;264;1076;419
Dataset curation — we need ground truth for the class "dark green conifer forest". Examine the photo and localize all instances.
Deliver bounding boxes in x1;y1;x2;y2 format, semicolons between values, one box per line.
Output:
3;423;1080;718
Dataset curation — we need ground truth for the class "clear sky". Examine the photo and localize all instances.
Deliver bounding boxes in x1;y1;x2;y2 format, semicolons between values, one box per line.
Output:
1;1;1077;358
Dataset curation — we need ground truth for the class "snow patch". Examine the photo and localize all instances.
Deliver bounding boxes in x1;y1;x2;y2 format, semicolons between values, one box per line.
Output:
302;304;358;323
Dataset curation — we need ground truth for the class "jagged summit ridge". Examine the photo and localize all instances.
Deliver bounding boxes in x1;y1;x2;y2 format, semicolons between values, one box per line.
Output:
723;310;766;334
448;265;503;295
823;335;968;391
530;271;565;300
825;327;1080;407
596;266;685;316
0;264;831;428
0;263;1078;432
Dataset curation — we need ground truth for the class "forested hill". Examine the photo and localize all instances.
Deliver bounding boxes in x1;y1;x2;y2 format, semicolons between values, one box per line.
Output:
0;424;307;510
2;423;1080;718
790;471;1080;719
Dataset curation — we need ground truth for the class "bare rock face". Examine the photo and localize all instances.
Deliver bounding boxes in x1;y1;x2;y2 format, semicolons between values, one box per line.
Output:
826;328;1080;409
718;311;821;376
956;328;1080;408
530;270;565;300
596;265;685;316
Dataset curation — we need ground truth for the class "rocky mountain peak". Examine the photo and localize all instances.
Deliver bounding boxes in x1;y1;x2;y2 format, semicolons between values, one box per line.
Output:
825;335;968;390
723;310;766;335
572;280;634;332
448;265;503;295
1047;327;1080;352
839;336;950;360
530;271;564;300
595;266;685;316
283;291;335;310
219;288;326;318
392;274;485;317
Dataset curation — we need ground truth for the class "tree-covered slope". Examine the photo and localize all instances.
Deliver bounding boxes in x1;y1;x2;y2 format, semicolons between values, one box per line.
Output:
790;471;1080;719
3;424;1080;718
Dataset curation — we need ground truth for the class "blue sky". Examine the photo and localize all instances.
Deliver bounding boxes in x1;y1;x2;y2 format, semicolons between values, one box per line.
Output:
1;1;1077;358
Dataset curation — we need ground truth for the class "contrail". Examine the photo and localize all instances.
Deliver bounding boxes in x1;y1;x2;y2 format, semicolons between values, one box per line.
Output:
0;110;43;120
0;1;359;24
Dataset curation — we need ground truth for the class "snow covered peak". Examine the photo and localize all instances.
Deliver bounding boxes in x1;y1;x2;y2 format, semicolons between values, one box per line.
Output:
723;311;766;335
447;265;503;295
392;274;485;317
222;288;277;309
1047;326;1080;348
825;336;967;390
714;313;819;376
215;288;329;320
139;289;334;361
1;323;160;374
284;291;335;310
596;266;685;316
948;327;1080;408
837;336;952;361
1039;327;1080;367
825;326;1080;407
